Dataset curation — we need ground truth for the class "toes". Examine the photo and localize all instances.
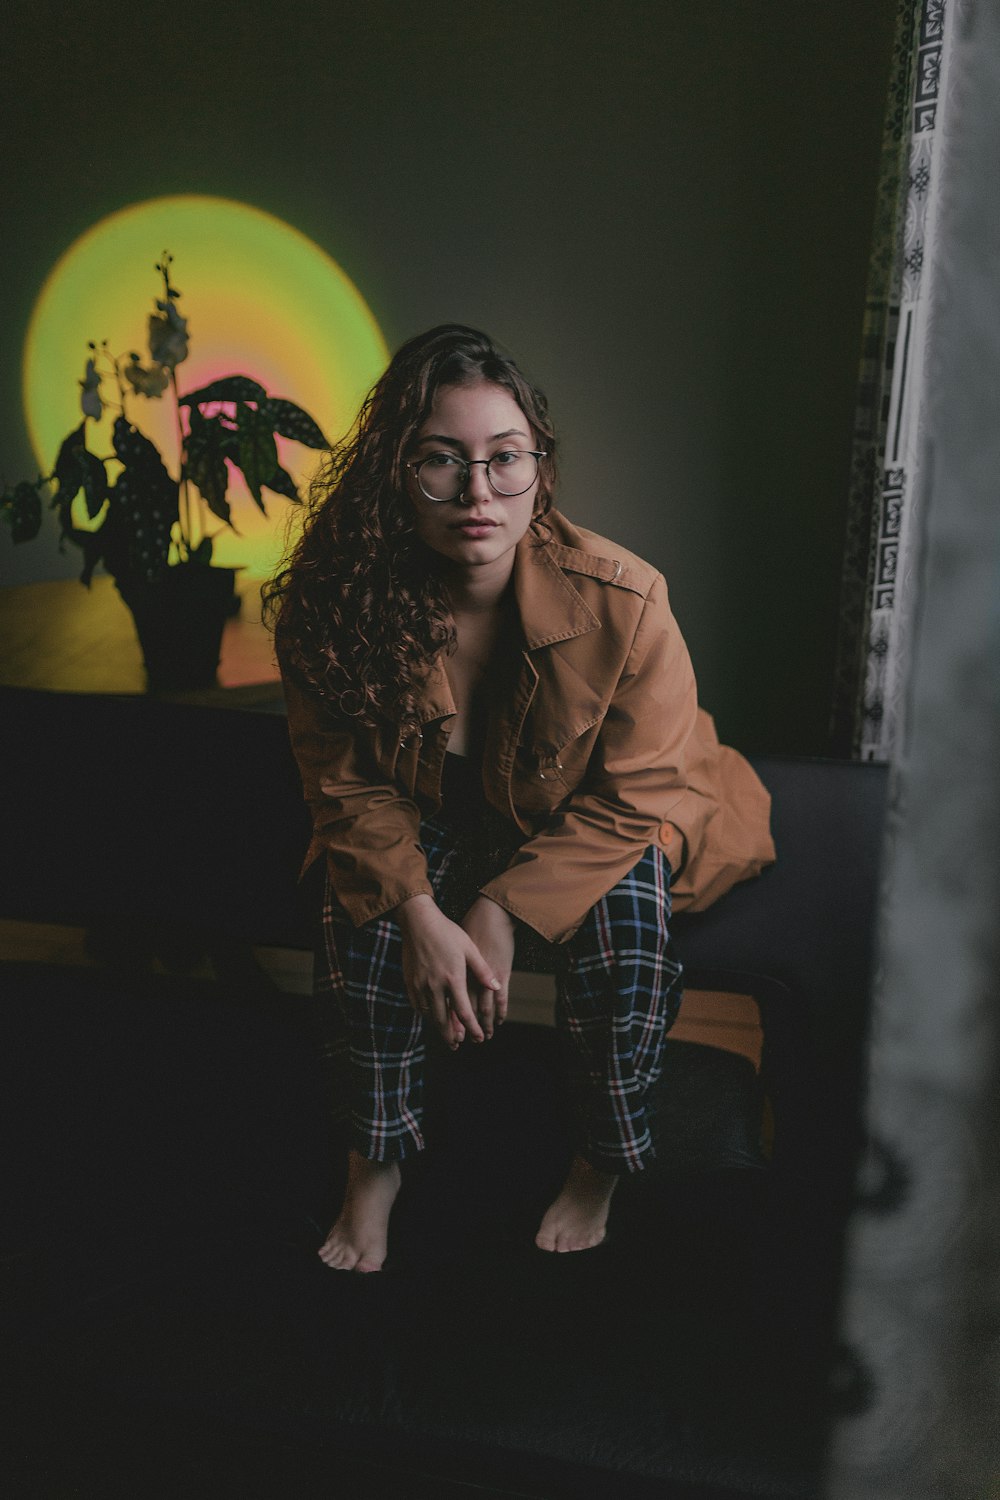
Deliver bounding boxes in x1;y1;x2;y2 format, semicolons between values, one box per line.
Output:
534;1220;607;1253
319;1242;356;1271
318;1229;361;1270
318;1233;388;1272
573;1228;606;1252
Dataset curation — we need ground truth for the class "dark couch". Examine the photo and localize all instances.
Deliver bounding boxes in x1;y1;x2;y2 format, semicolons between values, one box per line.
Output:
2;688;887;1499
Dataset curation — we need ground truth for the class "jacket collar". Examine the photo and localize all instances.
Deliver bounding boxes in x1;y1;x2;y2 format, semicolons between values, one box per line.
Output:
511;524;601;650
414;519;600;727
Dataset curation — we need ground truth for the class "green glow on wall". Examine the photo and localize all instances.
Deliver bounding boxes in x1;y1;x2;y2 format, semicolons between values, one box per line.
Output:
23;196;388;577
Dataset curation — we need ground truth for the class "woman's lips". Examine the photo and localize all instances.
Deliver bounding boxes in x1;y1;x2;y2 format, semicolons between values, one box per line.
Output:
451;519;499;533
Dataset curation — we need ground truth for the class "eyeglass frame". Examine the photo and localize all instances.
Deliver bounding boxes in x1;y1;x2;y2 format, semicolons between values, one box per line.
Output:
404;449;548;503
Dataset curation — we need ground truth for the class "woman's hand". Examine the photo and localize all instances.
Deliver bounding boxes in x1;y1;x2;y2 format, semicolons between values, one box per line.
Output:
461;896;515;1039
395;895;501;1049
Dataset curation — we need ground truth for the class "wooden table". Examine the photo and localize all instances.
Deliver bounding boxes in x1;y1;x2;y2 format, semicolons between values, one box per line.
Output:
0;574;283;707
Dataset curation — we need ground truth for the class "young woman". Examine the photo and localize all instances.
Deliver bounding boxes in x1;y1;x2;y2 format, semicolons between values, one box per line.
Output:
267;325;772;1272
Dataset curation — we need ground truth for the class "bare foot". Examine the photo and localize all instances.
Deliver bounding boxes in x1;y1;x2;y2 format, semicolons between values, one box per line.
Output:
535;1154;618;1253
318;1150;402;1272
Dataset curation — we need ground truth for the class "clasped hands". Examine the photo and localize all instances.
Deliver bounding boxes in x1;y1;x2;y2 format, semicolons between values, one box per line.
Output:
395;892;515;1049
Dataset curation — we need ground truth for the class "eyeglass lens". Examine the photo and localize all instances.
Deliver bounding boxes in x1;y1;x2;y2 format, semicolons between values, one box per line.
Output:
417;452;539;501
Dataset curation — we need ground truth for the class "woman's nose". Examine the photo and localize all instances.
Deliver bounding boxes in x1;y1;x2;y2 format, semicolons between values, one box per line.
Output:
460;461;493;505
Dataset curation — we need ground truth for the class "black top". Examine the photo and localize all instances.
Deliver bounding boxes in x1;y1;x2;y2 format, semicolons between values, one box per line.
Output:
439;749;489;824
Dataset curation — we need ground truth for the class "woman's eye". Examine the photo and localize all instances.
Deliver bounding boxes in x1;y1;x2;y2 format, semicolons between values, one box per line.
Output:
424;452;460;468
492;450;520;465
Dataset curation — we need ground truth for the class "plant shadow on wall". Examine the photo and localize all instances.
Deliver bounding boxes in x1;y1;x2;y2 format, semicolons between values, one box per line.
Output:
1;254;329;690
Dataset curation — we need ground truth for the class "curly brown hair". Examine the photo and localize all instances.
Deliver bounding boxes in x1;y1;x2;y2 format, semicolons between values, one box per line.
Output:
263;324;557;730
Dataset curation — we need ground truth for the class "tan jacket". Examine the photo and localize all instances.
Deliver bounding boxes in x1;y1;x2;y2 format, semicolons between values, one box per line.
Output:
281;510;775;943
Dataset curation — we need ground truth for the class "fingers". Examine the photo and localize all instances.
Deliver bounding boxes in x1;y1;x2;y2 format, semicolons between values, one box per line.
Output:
426;989;450;1040
475;981;509;1039
399;912;497;1049
467;947;503;998
440;999;465;1050
490;982;509;1030
415;990;506;1048
478;986;496;1039
462;921;510;1040
413;984;482;1049
446;977;484;1044
465;949;503;1041
419;996;460;1051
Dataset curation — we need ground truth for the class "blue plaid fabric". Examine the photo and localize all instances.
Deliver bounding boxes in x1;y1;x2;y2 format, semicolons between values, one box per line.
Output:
317;804;682;1174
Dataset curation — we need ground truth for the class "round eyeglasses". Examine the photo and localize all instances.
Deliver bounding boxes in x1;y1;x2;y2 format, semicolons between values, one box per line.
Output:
405;449;547;503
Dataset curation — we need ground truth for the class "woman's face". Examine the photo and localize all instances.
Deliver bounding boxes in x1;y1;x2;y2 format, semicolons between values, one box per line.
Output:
405;380;541;585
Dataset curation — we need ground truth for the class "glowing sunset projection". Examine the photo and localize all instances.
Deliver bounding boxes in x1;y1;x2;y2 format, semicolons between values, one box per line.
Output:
22;196;387;576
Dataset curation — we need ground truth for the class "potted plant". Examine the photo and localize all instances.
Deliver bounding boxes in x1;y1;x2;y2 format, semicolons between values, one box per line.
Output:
1;253;329;690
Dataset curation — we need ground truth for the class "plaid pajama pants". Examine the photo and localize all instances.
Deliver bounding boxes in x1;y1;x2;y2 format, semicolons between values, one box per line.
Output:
316;807;683;1174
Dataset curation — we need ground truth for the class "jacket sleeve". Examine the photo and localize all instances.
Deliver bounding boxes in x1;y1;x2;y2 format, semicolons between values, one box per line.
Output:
479;573;698;943
661;709;776;913
280;667;434;927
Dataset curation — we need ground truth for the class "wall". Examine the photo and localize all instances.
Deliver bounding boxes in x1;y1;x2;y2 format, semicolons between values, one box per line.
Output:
0;0;897;753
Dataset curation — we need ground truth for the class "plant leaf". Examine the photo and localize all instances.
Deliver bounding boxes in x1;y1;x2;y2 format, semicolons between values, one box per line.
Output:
52;423;88;508
45;425;111;579
80;450;110;519
79;356;103;420
124;361;170;398
179;374;267;407
78;530;107;587
234;404;278;512
2;480;44;543
51;490;108;585
147;301;189;370
110;417;180;580
184;409;232;525
263;464;301;502
259;397;329;449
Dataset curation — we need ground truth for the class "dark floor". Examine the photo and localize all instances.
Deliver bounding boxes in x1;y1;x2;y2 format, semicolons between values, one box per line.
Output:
2;959;835;1499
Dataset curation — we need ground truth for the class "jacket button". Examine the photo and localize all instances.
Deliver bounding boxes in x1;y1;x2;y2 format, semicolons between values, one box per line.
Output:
658;822;674;847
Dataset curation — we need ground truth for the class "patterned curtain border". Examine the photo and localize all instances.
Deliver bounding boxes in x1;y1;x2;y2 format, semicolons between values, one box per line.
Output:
830;0;949;759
